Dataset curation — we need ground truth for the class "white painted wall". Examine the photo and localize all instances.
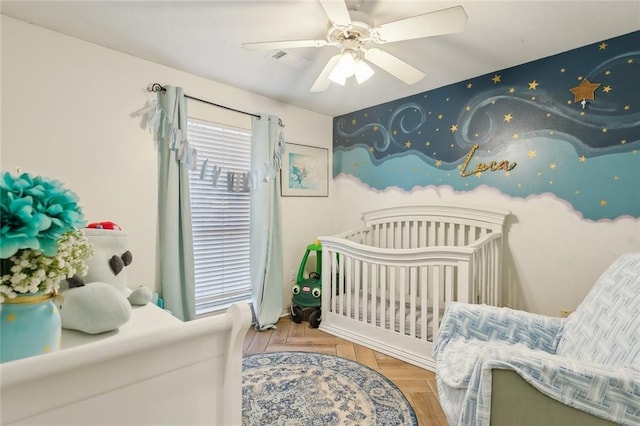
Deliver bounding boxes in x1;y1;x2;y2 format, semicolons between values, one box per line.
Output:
329;177;640;316
1;16;333;309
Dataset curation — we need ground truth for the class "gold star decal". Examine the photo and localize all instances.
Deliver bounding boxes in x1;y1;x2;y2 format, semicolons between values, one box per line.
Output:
579;156;586;162
508;87;516;94
624;105;630;110
528;80;539;90
628;58;634;64
369;147;375;152
405;141;412;148
492;74;501;84
425;141;431;147
503;113;513;123
603;85;612;93
467;83;473;89
614;175;620;181
569;79;601;103
528;150;537;158
465;105;471;111
352;118;357;125
513;133;520;139
450;124;458;133
6;313;16;322
373;125;379;131
602;128;608;133
605;70;611;75
599;200;607;207
438;114;444;120
599;42;607;50
435;160;442;167
560;68;566;73
621;139;627;144
550;163;557;169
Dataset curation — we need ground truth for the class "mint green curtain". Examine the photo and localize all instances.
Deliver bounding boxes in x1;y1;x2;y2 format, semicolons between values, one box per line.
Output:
156;86;195;321
250;115;285;330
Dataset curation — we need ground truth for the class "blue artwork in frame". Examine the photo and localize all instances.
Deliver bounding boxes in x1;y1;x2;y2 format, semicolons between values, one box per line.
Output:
281;143;329;197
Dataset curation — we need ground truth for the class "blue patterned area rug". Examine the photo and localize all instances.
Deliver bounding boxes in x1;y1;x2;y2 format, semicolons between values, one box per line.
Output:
242;351;417;425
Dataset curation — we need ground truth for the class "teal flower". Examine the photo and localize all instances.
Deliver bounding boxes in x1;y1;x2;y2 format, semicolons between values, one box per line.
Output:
0;171;86;258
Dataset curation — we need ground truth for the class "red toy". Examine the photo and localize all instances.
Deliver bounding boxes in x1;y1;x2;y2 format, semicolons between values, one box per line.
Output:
87;221;122;231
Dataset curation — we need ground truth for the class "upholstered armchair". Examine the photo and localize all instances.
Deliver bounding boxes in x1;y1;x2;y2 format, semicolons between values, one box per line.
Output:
433;253;640;426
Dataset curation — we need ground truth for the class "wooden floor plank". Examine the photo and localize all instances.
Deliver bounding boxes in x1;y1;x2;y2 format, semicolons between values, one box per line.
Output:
336;343;357;361
354;344;380;370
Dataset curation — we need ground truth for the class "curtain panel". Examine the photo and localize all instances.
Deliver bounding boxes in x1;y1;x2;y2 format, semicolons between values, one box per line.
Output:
250;115;285;330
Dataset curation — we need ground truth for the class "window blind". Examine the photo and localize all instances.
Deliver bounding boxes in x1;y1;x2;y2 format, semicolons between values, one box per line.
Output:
187;118;252;316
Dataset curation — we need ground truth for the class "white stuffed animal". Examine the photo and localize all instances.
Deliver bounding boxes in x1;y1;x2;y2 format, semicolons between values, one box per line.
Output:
59;222;153;334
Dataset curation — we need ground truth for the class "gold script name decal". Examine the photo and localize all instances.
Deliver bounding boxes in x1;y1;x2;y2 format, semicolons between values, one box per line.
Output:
460;144;517;177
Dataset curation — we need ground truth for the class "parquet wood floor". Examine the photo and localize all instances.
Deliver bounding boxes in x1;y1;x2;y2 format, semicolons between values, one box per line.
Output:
243;316;448;426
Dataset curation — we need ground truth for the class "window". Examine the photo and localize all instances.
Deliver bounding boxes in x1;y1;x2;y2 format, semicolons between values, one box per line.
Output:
187;118;252;316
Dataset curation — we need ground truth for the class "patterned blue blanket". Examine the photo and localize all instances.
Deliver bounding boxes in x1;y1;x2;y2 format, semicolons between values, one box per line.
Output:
434;275;640;426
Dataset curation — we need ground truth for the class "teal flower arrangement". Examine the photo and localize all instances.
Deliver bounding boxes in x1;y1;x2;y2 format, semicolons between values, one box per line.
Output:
0;171;86;258
0;171;92;302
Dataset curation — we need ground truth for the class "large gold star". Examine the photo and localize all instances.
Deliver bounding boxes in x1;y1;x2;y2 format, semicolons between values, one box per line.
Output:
569;79;601;103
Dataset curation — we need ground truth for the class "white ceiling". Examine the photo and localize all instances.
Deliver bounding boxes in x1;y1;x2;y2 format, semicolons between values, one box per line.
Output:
2;1;639;117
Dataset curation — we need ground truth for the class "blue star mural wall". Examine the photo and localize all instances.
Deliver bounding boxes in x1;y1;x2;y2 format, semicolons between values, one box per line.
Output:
333;31;640;221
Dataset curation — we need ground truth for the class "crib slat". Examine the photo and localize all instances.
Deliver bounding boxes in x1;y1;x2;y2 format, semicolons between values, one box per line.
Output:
361;261;368;324
379;265;386;330
330;251;337;314
338;254;346;314
345;257;353;318
457;261;471;303
431;265;440;340
420;266;428;341
399;267;406;335
389;266;396;333
409;266;417;338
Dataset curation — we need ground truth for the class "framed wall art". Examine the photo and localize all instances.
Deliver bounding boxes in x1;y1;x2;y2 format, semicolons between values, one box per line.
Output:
281;143;328;197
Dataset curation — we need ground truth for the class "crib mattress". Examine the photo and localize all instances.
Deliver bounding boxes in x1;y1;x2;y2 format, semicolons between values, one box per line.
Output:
334;294;442;341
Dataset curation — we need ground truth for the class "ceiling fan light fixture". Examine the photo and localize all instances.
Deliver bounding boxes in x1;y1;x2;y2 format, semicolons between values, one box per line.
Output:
328;49;374;86
328;51;356;84
354;59;374;84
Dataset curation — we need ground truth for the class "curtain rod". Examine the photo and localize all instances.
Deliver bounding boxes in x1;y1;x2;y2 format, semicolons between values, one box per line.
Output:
147;83;284;127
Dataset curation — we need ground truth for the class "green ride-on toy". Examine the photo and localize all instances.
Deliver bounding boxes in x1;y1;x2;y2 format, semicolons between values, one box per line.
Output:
291;240;322;328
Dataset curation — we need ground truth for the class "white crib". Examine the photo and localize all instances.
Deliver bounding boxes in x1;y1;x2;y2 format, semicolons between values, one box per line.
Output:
319;205;510;371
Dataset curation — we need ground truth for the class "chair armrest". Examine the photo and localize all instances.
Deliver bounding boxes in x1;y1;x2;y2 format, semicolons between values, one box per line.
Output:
433;302;564;358
491;370;618;426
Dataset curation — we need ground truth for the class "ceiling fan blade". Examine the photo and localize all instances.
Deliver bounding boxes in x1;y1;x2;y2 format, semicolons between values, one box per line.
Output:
310;54;342;92
242;39;329;51
373;6;467;43
364;48;424;85
318;0;352;27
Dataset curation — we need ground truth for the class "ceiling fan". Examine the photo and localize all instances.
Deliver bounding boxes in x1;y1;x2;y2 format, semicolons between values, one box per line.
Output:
241;0;468;92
